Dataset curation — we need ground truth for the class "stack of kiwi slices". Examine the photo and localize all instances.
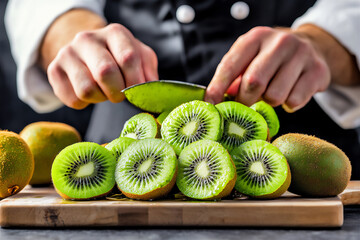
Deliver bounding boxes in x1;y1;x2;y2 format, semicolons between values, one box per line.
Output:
52;99;350;201
50;99;291;201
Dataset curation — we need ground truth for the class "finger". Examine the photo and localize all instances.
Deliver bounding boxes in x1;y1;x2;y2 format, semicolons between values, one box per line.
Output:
73;32;125;102
282;70;318;113
236;34;298;106
57;46;107;103
47;62;88;109
262;44;308;107
226;75;242;97
137;40;158;82
104;24;146;87
205;37;260;104
205;27;273;104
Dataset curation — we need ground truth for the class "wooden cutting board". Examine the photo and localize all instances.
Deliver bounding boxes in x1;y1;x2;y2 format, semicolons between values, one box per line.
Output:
0;181;359;228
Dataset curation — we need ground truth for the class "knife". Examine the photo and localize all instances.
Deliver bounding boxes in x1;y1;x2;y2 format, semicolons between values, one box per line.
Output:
121;80;207;113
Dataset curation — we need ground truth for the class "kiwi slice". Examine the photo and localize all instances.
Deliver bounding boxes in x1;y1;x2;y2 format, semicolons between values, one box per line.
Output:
115;138;177;200
161;100;223;155
51;142;116;200
230;140;290;198
157;110;172;124
250;101;280;138
176;139;236;200
120;113;160;139
215;101;268;151
105;137;137;162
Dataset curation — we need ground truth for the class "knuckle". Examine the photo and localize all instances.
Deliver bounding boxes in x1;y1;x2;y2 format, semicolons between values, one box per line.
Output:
96;62;118;80
47;62;61;78
57;45;75;59
106;23;127;34
74;31;94;43
118;49;139;67
244;74;265;93
297;40;312;55
275;33;296;47
78;83;97;100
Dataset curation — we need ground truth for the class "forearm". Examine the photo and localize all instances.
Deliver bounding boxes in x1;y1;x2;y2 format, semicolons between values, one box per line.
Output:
40;9;106;70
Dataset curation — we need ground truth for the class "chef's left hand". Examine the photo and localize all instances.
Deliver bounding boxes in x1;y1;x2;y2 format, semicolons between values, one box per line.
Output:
205;26;331;112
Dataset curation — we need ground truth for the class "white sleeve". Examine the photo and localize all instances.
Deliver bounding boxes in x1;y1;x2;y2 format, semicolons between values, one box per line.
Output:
292;0;360;129
5;0;106;113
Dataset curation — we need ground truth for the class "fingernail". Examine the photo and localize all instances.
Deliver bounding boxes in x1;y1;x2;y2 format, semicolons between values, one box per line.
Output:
282;104;301;113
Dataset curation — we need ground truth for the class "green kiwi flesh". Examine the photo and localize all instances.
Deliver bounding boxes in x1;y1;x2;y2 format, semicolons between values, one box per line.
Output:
177;140;236;200
272;133;351;197
120;113;159;139
105;137;137;161
231;140;290;198
250;101;280;138
161;100;223;155
51;142;116;200
216;101;268;151
157;110;172;124
115;138;177;200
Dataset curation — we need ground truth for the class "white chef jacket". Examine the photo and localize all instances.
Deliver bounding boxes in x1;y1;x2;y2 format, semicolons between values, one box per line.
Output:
4;0;360;129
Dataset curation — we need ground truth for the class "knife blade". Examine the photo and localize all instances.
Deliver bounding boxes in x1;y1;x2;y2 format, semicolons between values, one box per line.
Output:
122;80;206;113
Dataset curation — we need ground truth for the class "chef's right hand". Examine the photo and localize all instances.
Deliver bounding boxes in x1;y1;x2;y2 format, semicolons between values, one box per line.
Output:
47;23;158;109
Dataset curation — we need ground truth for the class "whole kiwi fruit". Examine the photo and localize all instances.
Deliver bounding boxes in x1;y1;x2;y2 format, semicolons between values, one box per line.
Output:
20;122;81;185
0;131;34;199
272;133;351;197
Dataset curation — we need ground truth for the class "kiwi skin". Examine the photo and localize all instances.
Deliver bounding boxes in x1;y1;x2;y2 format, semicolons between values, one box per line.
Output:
20;122;81;185
0;131;34;199
119;169;177;200
272;133;351;197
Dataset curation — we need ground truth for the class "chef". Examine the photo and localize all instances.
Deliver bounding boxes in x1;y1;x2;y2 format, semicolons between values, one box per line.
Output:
4;0;360;178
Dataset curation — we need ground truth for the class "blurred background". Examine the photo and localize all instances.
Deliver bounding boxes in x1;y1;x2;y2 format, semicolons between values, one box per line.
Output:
0;0;92;138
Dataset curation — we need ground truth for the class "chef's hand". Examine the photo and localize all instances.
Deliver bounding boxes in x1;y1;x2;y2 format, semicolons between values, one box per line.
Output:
41;10;158;109
205;26;331;112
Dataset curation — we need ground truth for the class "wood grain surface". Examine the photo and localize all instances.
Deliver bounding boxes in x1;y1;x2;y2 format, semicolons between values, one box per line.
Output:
0;181;359;228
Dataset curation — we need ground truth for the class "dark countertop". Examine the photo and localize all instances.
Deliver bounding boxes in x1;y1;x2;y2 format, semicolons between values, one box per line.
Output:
1;206;359;240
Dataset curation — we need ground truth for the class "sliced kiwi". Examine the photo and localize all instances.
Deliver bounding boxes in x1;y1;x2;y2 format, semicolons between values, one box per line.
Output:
230;140;290;198
215;101;268;151
157;110;172;124
115;138;177;200
105;137;137;162
51;142;116;200
250;101;280;138
161;100;223;155
176;139;236;200
120;113;160;139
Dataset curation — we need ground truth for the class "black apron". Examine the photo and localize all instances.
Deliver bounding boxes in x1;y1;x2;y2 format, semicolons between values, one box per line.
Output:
84;0;360;179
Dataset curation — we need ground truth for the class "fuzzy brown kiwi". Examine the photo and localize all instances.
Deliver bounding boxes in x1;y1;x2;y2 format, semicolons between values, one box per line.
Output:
0;131;34;199
272;133;351;197
20;122;81;185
